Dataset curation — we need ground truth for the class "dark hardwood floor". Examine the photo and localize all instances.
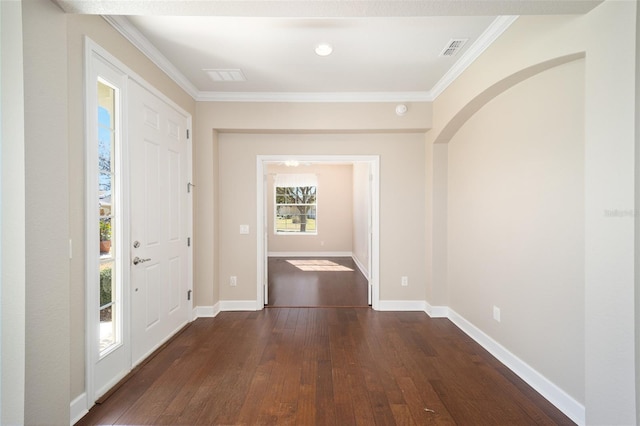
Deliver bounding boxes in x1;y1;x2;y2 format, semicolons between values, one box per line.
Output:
268;257;368;307
76;308;574;425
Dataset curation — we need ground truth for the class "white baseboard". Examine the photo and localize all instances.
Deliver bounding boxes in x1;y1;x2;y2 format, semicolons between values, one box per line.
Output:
219;300;260;311
70;392;89;426
424;302;449;318
268;251;352;258
192;304;220;318
447;309;585;426
377;300;427;311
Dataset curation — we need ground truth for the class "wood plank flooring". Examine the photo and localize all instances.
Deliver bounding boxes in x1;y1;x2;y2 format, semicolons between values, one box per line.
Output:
268;257;368;307
76;308;574;425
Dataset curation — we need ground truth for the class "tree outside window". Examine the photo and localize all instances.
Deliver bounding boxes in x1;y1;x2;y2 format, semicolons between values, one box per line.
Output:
275;185;317;233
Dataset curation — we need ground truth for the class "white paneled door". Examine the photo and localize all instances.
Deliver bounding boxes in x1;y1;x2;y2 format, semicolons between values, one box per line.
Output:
129;81;190;366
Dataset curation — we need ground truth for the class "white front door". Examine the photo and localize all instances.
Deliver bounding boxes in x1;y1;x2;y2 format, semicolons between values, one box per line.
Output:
129;80;190;366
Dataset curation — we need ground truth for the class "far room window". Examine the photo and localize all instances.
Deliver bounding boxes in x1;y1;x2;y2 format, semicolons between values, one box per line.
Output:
275;174;317;234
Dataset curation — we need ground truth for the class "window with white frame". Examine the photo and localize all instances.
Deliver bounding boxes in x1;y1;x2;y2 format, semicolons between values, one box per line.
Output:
97;78;121;356
274;174;317;234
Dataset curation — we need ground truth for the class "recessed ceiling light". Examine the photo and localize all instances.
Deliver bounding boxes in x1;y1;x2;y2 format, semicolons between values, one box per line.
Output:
315;43;333;57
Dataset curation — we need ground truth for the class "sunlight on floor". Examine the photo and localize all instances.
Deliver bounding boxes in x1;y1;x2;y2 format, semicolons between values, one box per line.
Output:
286;259;354;272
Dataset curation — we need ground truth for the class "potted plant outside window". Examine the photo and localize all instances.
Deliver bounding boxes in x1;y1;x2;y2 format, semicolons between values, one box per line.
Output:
100;220;112;254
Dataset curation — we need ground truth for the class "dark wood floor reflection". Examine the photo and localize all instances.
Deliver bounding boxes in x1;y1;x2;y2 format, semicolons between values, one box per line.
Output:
267;257;368;307
76;308;574;425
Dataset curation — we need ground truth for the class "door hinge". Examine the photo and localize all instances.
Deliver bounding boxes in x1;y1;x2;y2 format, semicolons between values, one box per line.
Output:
186;129;190;139
187;289;192;301
187;237;191;247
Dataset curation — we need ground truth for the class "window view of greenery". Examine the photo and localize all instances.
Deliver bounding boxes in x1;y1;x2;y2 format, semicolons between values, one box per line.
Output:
98;80;117;353
275;186;317;234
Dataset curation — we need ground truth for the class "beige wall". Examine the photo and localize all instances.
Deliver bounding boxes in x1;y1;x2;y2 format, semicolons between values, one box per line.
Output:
215;131;426;302
352;162;370;276
448;59;585;401
205;102;431;132
636;2;640;419
22;1;70;424
1;1;26;424
66;14;196;405
267;163;353;254
427;1;638;422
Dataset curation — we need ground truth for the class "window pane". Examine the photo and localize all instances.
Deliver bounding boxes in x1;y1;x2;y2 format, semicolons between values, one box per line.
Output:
99;262;116;351
98;128;112;173
98;82;115;130
100;262;114;308
98;80;119;356
99;218;112;254
99;171;111;194
275;185;317;234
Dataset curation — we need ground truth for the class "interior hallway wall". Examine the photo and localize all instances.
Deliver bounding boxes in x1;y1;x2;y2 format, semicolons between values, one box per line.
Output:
352;162;370;277
426;2;637;422
216;132;426;304
22;1;70;423
447;58;585;403
1;1;26;423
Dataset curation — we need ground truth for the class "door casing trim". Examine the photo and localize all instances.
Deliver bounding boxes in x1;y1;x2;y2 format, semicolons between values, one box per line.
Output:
256;155;380;310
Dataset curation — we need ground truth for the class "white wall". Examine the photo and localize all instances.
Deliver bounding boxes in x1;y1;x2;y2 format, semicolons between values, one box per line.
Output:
1;1;26;423
267;163;353;254
352;162;370;277
447;59;585;402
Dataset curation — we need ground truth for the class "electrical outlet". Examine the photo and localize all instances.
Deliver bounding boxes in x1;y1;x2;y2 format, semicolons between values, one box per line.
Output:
493;306;501;322
230;276;237;287
401;276;409;286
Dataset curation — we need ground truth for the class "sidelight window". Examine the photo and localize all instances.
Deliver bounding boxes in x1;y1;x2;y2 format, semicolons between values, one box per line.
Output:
97;79;121;356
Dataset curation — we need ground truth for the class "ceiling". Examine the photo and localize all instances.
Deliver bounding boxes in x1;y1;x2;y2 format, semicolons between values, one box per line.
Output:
56;1;602;102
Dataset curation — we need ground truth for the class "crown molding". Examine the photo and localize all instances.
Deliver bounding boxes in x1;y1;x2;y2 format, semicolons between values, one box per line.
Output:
102;16;200;99
429;15;518;99
196;91;433;103
103;15;517;104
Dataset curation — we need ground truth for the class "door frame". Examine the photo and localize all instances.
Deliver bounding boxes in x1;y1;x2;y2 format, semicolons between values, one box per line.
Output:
256;155;380;310
84;37;193;409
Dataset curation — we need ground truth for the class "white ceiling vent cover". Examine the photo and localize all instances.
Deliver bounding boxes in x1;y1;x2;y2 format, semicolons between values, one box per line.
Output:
440;39;468;57
204;69;247;82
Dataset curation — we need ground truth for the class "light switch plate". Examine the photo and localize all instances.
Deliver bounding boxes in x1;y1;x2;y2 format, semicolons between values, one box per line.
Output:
240;224;249;234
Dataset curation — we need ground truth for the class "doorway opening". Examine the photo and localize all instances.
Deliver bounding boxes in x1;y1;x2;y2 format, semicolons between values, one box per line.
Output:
256;155;380;310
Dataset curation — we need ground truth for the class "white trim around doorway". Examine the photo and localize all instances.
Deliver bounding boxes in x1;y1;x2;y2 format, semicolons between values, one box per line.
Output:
256;155;380;310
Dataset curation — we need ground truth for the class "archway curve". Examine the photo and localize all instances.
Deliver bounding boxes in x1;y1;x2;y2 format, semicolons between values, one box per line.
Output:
434;52;585;145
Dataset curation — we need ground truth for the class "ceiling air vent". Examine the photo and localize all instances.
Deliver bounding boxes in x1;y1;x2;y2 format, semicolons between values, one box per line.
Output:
440;39;468;57
204;69;247;82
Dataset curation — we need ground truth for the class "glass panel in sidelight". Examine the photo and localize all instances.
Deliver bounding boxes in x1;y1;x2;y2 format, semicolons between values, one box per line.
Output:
99;261;116;351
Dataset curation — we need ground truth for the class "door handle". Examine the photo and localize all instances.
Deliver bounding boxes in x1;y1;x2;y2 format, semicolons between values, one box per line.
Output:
133;256;151;265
